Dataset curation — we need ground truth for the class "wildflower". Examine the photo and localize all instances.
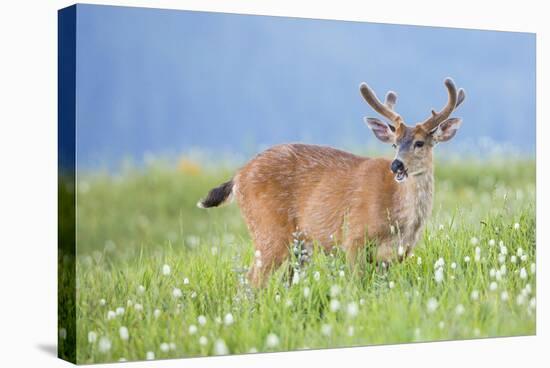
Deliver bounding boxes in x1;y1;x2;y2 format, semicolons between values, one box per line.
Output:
153;309;161;318
455;304;465;316
99;298;106;306
488;239;496;247
489;282;498;291
330;299;341;312
183;278;190;285
426;298;438;313
339;270;346;278
434;268;444;284
514;222;520;230
439;224;445;230
330;285;340;297
88;331;98;343
417;257;422;265
321;324;332;336
451;262;457;269
137;285;146;294
471;290;479;301
498;254;506;264
224;313;234;326
160;342;169;352
162;264;171;275
127;300;133;308
510;255;517;264
529;297;536;309
313;271;321;281
499;244;507;255
525;283;532;294
347;326;355;336
107;310;116;320
249;347;258;353
119;326;129;341
274;294;281;303
199;336;208;346
520;268;527;279
116;307;125;316
172;288;182;298
146;351;155;360
474;247;481;262
500;291;509;301
500;264;507;276
285;299;293;307
489;268;496;278
169;342;176;350
214;339;229;355
397;246;404;257
438;321;445;329
464;256;471;263
198;315;207;326
521;255;528;262
188;324;198;335
292;272;300;285
303;287;311;298
517;248;524;257
266;333;280;348
359;298;366;306
470;237;479;245
389;281;395;289
98;337;111;353
434;257;445;268
190;291;197;298
347;302;359;318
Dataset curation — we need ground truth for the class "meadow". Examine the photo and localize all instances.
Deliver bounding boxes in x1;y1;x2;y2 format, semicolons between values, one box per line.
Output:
61;157;536;364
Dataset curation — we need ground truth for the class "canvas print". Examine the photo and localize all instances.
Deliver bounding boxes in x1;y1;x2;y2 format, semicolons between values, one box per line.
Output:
58;4;536;364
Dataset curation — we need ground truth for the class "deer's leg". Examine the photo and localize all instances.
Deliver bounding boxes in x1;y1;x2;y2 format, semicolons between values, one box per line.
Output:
247;229;292;288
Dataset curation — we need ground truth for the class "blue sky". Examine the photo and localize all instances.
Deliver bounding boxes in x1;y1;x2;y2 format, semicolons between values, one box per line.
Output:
73;4;535;168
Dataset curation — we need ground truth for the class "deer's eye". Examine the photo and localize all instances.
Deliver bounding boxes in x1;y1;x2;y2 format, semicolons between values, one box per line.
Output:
414;141;425;148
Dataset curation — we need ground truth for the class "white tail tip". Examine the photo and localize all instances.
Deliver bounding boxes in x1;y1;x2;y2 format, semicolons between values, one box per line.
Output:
196;201;205;209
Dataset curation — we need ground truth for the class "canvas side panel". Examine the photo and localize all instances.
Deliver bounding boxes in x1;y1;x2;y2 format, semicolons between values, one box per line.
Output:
58;4;77;364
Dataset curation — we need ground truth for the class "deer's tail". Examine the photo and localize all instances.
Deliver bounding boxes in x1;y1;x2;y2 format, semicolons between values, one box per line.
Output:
197;180;234;208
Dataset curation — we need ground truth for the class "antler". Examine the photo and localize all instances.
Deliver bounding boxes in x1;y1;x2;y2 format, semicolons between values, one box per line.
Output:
420;78;459;132
360;83;403;126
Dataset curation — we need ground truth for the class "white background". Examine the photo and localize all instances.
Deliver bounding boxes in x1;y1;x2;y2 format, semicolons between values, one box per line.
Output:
0;0;547;366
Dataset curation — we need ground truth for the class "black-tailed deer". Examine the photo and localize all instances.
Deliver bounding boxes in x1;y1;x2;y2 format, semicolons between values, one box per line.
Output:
199;77;465;287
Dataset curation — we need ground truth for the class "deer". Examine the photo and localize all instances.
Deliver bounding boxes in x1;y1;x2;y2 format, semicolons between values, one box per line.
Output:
198;77;465;287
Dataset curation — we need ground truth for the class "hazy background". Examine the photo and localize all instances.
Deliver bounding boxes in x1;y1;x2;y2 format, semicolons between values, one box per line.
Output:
74;4;536;169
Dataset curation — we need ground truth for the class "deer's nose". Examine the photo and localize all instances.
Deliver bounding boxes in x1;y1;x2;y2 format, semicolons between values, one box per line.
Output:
391;159;404;173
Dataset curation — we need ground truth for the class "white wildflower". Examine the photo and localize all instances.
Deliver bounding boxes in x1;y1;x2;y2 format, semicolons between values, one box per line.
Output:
489;281;498;291
134;303;143;312
199;336;208;346
488;239;496;247
516;294;526;305
330;299;341;312
99;298;106;306
438;321;445;329
521;255;528;262
434;268;444;284
214;339;229;355
417;256;422;265
510;255;517;264
339;270;346;278
397;246;404;256
137;285;146;294
313;271;321;281
499;244;507;255
169;342;176;350
514;222;520;230
426;298;438;313
471;290;479;300
107;310;116;320
153;309;161;318
172;288;182;298
88;331;98;343
198;315;207;326
389;281;395;289
500;264;507;276
98;337;111;353
517;248;524;257
160;342;169;352
224;313;234;326
434;257;445;268
292;272;300;285
266;333;280;348
190;291;197;299
188;324;198;335
127;300;133;308
474;247;481;262
119;326;129;341
500;291;509;301
303;287;310;298
347;326;355;336
455;304;465;316
470;237;479;245
346;302;359;318
116;307;125;316
321;324;332;336
146;351;155;360
274;294;281;303
451;262;457;269
498;254;506;264
464;256;471;263
519;268;527;279
183;278;190;285
285;299;293;307
330;285;340;297
162;264;171;275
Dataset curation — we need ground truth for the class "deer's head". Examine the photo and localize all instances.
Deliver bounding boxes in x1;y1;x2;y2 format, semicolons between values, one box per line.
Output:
360;78;465;183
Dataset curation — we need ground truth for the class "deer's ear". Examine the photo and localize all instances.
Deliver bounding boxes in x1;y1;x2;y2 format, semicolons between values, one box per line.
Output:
364;117;395;143
431;117;462;142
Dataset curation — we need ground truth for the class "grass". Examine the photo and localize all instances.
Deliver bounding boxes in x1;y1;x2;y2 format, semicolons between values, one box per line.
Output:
60;158;536;364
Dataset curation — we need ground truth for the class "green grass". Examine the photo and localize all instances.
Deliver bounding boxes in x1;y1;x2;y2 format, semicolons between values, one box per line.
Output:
62;159;536;364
